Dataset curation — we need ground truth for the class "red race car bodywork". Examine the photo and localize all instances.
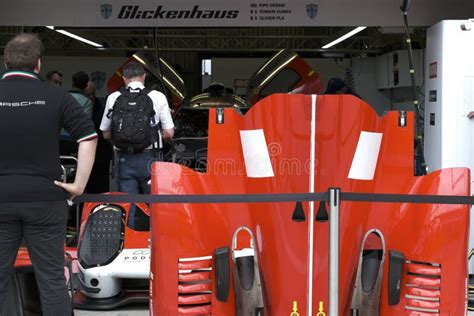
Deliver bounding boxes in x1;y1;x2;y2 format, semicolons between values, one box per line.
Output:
150;94;469;315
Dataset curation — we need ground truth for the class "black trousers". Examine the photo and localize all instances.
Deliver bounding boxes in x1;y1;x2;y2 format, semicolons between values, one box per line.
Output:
0;200;71;315
85;160;111;194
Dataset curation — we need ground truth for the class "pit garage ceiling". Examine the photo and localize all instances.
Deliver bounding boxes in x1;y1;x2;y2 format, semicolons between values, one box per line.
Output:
0;0;471;56
0;0;472;27
0;26;427;57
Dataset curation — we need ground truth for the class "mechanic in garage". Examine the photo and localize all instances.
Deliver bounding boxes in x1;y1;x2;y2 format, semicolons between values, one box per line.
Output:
100;61;174;229
0;33;97;315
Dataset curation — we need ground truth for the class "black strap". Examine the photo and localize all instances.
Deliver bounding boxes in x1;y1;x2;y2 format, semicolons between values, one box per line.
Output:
342;192;473;205
73;191;474;206
74;192;327;204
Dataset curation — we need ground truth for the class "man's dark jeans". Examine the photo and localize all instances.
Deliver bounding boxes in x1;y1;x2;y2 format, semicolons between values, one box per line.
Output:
0;200;71;316
117;150;157;228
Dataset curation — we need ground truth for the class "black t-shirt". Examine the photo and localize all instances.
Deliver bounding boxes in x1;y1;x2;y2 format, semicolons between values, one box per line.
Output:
0;70;97;202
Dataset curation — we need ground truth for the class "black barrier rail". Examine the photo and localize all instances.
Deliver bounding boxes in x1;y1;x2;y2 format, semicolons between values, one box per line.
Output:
73;193;327;204
73;191;474;205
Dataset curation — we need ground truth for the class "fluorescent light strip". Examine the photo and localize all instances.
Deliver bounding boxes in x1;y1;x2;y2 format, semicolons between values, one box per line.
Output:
46;26;103;48
322;26;367;49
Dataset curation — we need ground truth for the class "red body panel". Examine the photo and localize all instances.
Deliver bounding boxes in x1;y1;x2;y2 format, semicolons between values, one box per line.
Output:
150;94;469;315
15;247;77;268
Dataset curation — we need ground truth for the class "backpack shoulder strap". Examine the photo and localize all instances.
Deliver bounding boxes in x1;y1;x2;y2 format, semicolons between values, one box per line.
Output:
106;90;125;118
138;88;157;124
118;86;131;96
137;87;154;110
140;87;152;95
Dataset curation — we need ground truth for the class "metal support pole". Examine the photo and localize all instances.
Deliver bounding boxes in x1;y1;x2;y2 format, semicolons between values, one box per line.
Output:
329;188;340;316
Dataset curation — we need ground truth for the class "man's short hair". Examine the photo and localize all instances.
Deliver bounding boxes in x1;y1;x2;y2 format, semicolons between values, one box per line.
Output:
3;33;44;72
72;71;89;90
46;70;63;81
122;61;146;79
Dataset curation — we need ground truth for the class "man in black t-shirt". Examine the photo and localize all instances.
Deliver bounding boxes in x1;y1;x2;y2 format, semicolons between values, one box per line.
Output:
0;33;97;315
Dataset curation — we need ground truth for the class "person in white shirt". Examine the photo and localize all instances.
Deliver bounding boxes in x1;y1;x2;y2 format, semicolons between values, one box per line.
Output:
100;61;174;228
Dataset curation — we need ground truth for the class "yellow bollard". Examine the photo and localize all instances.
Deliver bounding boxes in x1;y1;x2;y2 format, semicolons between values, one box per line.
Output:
290;301;300;316
316;301;326;316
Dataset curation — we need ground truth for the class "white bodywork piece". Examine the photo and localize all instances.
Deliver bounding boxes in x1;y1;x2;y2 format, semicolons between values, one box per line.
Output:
78;248;150;298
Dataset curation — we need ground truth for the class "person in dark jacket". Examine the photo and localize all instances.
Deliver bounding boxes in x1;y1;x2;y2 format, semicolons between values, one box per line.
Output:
60;71;94;156
84;81;113;193
70;71;92;117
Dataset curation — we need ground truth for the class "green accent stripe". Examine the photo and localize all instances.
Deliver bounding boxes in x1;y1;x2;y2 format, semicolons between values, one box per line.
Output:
2;70;40;80
77;132;98;143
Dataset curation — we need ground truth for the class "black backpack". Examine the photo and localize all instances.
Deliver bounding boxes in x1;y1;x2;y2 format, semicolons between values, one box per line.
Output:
109;87;157;154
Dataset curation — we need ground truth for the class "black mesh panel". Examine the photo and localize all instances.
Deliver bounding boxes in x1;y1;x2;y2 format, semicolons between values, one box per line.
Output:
78;205;125;268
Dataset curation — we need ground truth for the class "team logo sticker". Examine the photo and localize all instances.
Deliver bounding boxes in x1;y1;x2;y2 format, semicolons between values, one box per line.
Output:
100;4;113;19
306;4;318;19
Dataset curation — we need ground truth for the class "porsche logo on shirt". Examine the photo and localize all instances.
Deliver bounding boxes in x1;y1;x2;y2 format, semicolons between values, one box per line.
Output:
0;100;46;107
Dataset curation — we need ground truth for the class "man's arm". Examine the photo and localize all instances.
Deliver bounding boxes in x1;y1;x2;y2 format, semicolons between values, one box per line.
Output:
55;138;97;199
152;91;175;141
103;130;111;140
100;92;118;140
161;128;174;140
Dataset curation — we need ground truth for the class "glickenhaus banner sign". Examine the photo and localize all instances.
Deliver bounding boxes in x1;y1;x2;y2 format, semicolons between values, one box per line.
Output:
0;0;473;27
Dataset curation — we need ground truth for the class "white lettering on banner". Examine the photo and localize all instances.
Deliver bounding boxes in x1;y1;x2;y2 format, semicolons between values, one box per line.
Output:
0;0;472;27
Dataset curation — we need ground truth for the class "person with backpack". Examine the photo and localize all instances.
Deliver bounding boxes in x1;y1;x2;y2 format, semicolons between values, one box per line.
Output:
100;61;174;229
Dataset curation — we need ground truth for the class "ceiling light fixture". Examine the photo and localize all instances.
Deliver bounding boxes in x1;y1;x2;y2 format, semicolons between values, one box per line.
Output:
45;26;103;48
322;26;367;49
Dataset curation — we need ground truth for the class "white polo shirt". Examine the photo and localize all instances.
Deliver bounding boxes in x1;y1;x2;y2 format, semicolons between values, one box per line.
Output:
100;81;174;149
